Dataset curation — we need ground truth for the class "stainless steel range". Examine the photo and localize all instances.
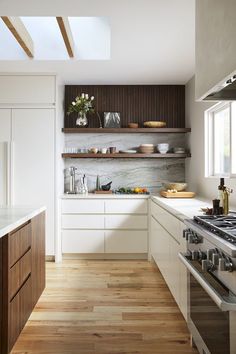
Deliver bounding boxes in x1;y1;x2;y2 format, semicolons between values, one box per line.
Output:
179;214;236;354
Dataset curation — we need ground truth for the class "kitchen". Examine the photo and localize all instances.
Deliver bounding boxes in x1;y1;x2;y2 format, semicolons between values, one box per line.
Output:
0;1;235;353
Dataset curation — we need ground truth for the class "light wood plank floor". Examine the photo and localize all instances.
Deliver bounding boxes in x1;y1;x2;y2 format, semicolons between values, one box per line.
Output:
11;260;198;354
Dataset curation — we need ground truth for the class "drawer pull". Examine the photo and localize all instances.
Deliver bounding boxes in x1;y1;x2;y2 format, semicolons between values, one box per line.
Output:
10;246;31;269
10;273;31;302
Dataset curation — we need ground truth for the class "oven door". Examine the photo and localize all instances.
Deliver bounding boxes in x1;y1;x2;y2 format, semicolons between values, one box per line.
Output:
179;252;236;354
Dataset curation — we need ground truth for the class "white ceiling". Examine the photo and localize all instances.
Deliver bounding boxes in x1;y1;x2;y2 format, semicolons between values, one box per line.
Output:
0;0;195;85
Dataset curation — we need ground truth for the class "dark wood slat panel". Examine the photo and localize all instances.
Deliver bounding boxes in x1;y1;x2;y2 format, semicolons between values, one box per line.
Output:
62;127;191;133
62;153;191;159
64;85;185;128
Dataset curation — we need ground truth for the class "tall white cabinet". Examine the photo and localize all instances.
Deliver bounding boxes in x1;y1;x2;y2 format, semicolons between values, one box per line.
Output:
0;75;56;255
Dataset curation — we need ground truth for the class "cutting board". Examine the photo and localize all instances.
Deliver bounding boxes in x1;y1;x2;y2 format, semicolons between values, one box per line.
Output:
160;191;196;198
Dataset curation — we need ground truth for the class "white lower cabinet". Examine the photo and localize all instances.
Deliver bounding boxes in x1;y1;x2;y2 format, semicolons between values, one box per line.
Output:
62;230;104;253
150;200;187;321
62;214;104;229
105;215;147;230
105;230;148;253
61;198;148;256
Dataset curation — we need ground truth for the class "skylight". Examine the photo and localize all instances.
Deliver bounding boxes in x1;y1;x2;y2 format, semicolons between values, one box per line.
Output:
0;17;110;60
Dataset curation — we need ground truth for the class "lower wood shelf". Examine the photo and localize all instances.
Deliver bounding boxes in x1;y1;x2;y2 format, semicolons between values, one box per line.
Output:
62;153;191;159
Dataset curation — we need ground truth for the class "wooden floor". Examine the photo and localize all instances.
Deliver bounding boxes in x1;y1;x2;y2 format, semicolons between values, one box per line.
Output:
11;260;198;354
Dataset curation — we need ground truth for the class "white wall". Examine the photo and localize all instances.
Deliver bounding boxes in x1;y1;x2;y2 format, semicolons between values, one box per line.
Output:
185;76;236;207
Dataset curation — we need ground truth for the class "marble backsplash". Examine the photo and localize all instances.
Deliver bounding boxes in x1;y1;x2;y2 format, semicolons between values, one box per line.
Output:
64;133;187;193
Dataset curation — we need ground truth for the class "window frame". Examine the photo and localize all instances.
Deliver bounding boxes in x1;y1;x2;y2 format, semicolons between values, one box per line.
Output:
205;101;235;179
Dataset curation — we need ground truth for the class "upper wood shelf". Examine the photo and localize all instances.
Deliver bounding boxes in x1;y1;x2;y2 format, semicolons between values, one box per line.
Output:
62;128;191;134
62;153;191;159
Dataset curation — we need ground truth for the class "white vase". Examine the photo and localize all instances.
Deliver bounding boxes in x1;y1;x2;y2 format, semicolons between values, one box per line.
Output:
76;113;88;127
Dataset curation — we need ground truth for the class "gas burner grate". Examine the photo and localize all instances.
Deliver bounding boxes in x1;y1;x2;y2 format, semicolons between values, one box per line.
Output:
194;214;236;245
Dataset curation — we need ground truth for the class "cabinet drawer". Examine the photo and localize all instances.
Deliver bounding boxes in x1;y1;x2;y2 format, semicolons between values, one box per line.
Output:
9;222;31;267
62;199;104;214
151;201;180;242
9;275;32;352
62;230;104;253
105;199;147;214
9;249;32;300
105;215;147;230
105;231;148;253
62;215;104;229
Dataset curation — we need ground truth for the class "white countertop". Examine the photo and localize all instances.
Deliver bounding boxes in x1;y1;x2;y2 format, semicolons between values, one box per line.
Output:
0;206;46;238
151;196;212;221
61;193;150;199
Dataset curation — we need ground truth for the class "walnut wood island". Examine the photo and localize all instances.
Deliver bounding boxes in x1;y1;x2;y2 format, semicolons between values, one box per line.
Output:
0;206;46;354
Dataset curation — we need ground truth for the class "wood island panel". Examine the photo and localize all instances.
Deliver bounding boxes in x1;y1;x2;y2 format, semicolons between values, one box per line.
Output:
0;211;45;354
31;212;46;308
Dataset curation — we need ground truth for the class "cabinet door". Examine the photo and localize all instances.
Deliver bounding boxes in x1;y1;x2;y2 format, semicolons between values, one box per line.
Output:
0;109;11;205
12;109;54;255
0;75;55;104
179;222;188;320
62;215;104;229
150;216;169;279
62;199;104;214
105;230;147;253
105;215;147;229
62;230;104;253
8;275;32;353
105;199;148;214
168;235;180;306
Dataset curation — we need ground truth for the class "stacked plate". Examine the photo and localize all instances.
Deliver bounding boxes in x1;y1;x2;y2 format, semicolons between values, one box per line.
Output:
139;144;155;154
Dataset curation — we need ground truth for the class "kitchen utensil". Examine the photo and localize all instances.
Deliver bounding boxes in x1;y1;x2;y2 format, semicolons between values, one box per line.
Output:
143;121;166;128
120;150;137;154
67;166;77;194
101;181;112;191
139;144;155;154
94;190;113;194
162;182;187;191
157;143;169;154
109;147;117;154
160;191;195;198
174;147;185;153
128;122;139;128
90;147;98;154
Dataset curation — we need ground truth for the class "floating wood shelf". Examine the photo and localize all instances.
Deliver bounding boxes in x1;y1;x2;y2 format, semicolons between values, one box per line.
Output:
62;153;191;159
62;128;191;134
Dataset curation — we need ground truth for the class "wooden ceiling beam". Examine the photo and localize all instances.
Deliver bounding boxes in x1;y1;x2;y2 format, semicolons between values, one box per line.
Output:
56;17;74;58
1;16;34;58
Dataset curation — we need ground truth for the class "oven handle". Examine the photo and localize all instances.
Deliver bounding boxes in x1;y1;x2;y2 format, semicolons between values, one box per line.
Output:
179;252;236;311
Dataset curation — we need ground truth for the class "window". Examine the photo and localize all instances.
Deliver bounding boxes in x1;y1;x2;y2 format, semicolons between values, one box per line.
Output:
205;101;236;178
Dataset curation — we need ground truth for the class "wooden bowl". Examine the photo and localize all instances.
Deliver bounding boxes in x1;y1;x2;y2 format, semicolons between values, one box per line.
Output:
128;122;139;128
143;121;166;128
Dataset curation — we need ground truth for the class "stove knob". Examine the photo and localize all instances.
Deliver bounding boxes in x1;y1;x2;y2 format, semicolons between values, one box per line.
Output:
198;250;206;261
219;258;226;271
219;257;234;272
212;253;219;266
207;249;215;261
191;250;199;261
202;260;210;272
188;234;194;243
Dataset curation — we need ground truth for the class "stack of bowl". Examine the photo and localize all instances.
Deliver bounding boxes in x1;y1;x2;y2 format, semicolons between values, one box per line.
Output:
139;144;155;154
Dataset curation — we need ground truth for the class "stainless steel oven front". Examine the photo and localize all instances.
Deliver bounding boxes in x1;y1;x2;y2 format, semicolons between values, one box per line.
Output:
179;251;236;354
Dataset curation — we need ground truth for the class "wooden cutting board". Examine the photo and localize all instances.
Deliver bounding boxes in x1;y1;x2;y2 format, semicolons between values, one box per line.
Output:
160;191;196;198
